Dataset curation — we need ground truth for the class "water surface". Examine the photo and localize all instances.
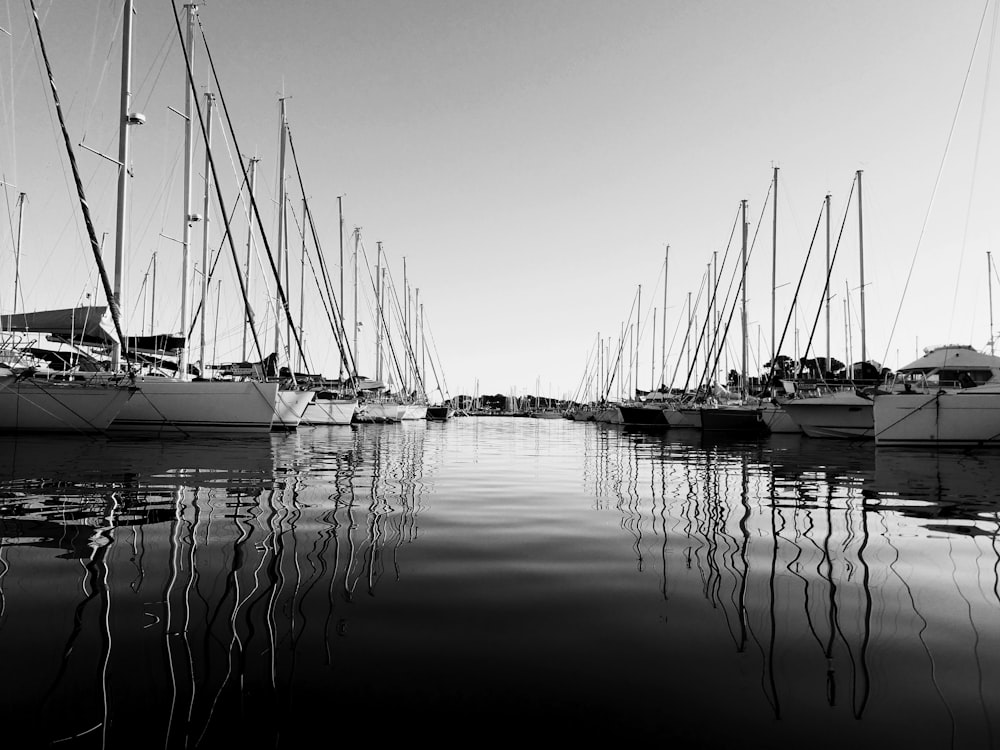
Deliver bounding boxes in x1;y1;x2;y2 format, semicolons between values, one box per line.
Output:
0;418;997;747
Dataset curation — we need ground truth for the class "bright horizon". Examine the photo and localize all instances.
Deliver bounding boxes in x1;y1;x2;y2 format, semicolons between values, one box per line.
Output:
2;1;999;400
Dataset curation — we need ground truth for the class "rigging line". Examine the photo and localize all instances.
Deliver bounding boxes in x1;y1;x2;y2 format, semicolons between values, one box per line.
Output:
285;124;359;382
26;0;125;344
882;0;993;364
951;0;1000;341
772;198;825;382
800;176;857;386
191;12;304;371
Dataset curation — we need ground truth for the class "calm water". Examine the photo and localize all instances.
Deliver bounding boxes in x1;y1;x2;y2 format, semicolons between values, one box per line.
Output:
1;418;998;747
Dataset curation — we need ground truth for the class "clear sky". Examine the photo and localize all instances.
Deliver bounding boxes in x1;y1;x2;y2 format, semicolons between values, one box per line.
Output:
1;0;998;400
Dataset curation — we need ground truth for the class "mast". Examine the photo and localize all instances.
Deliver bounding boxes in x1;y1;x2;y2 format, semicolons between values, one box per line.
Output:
111;0;137;370
198;91;214;375
376;242;383;383
825;193;831;372
149;252;156;334
771;166;778;380
740;198;748;397
651;307;656;392
177;3;197;381
857;169;867;368
636;284;641;397
241;157;258;361
352;228;360;373
299;196;306;375
13;192;25;313
273;97;288;369
990;251;995;356
661;244;668;388
337;195;344;381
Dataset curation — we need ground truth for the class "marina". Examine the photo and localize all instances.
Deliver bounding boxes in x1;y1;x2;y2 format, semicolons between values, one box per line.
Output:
1;417;999;745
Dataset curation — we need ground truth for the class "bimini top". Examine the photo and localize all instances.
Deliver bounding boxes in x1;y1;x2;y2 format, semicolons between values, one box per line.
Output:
898;345;1000;374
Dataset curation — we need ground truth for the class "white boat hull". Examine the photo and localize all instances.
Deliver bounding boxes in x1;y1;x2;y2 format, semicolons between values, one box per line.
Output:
358;401;405;422
761;402;802;434
109;379;279;435
0;377;134;433
874;387;1000;446
781;392;873;439
401;404;428;420
272;389;314;430
301;398;357;426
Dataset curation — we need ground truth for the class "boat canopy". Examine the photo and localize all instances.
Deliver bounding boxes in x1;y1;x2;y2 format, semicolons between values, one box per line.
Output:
1;306;119;345
899;345;1000;373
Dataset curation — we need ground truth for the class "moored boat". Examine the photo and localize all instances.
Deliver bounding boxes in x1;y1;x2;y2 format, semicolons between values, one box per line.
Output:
873;345;1000;446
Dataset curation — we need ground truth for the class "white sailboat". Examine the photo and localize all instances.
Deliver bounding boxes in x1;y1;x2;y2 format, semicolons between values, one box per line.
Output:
104;3;280;435
0;11;138;433
781;170;876;440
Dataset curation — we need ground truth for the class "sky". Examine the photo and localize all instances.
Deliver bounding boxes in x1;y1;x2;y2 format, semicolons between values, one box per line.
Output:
2;0;1000;400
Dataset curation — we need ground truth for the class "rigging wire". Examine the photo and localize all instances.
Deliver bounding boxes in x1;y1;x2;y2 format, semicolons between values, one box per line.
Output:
882;0;993;364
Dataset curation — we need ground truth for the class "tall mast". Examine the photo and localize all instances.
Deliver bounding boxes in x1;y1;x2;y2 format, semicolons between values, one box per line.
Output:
740;199;748;396
825;192;831;372
857;169;867;367
198;91;214;375
988;250;994;354
299;196;306;375
241;157;258;361
771;166;778;378
376;241;383;382
337;195;344;381
661;244;668;388
273;97;288;368
650;307;656;391
177;3;197;380
352;228;360;372
13;192;25;313
636;284;641;396
149;251;156;334
112;0;136;370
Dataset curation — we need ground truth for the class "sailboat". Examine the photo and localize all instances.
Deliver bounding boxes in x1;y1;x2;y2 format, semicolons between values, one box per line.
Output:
781;171;876;440
699;198;768;435
99;2;279;435
0;9;140;433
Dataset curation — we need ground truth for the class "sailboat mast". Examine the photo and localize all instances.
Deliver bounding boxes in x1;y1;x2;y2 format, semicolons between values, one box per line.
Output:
178;3;197;381
771;166;778;378
825;192;831;372
13;192;25;313
856;169;867;367
149;251;156;335
661;244;668;388
376;241;383;383
299;196;306;375
274;97;288;368
199;92;214;375
740;198;748;396
241;157;258;361
338;195;344;381
990;251;995;356
111;0;135;371
352;229;360;372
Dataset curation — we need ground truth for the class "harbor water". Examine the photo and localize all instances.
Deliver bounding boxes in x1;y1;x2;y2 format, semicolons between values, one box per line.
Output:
1;417;998;747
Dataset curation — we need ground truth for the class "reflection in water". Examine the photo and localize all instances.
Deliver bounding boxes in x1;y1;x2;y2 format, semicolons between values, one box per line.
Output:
0;423;999;744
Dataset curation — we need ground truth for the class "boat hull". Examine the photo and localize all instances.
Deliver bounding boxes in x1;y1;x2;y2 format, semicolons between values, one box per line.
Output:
700;406;769;434
874;388;1000;446
109;379;279;435
357;401;405;423
0;377;134;433
594;406;623;424
425;405;453;421
760;402;802;434
618;404;668;427
301;398;357;426
272;389;314;430
401;404;428;420
781;393;873;440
